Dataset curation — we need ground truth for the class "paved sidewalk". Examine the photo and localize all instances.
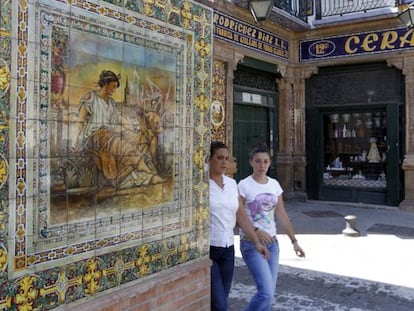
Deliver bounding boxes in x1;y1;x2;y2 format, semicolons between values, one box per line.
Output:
229;201;414;311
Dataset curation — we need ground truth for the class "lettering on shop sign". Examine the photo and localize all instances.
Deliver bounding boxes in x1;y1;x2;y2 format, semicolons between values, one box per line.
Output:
213;11;289;60
300;27;414;61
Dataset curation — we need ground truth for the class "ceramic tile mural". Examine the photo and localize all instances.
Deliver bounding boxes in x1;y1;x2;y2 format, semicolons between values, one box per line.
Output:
0;0;212;309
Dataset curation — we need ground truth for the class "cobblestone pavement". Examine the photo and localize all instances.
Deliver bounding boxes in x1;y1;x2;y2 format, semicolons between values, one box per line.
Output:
228;201;414;311
229;259;414;311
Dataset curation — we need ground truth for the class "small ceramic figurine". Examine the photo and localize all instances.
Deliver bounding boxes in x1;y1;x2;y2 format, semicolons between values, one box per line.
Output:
367;137;381;163
361;150;367;162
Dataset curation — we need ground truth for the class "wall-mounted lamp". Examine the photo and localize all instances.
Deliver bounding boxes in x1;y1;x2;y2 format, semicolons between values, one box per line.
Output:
398;4;414;28
248;0;274;24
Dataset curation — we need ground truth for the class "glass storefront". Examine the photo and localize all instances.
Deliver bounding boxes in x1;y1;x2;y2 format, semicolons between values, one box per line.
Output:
306;63;403;206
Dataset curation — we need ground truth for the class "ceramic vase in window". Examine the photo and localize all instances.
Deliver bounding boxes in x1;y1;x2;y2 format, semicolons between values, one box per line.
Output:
342;113;351;123
365;118;373;129
356;120;365;138
330;114;339;123
374;116;382;128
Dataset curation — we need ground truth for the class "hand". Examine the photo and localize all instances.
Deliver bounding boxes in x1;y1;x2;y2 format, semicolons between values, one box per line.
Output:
256;229;274;245
293;242;305;258
254;242;270;259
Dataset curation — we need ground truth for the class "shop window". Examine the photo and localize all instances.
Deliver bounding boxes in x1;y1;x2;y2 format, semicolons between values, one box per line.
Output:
323;111;387;189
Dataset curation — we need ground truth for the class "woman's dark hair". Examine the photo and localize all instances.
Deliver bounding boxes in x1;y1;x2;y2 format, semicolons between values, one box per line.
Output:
98;70;121;87
249;142;270;159
210;141;227;159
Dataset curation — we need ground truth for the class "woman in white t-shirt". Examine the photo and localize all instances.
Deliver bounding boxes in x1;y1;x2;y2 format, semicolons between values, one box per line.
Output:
237;142;305;311
209;141;269;311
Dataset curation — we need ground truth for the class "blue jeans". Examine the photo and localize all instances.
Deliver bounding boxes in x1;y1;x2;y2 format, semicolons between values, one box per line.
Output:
210;245;235;311
240;239;279;311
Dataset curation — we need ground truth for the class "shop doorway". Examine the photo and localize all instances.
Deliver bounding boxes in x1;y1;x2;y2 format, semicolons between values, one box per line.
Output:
307;104;402;206
305;62;404;206
233;88;278;182
232;60;279;182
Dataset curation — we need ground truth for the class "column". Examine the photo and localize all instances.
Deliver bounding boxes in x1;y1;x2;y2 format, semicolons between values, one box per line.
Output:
276;65;317;200
213;44;243;176
275;75;295;197
388;56;414;211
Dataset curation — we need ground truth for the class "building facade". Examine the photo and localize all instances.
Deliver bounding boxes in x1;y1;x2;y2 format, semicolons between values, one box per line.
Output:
1;0;414;310
209;0;414;211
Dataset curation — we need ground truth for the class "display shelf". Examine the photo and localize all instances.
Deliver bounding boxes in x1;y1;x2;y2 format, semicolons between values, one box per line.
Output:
323;111;387;188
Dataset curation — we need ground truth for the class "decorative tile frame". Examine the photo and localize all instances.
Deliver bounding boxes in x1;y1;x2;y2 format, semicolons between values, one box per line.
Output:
211;60;226;142
0;0;212;309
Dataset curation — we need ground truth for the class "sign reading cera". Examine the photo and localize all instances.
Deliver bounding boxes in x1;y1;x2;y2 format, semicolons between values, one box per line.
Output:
300;28;414;61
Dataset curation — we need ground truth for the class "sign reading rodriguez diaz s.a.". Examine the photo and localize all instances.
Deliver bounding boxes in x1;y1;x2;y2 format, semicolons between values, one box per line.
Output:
213;11;289;61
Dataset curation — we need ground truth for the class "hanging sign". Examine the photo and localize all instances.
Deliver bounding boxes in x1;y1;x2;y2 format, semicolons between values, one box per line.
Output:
300;27;414;62
213;11;289;60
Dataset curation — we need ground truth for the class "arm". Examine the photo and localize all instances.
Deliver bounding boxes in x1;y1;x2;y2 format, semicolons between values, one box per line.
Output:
236;196;270;259
275;196;305;257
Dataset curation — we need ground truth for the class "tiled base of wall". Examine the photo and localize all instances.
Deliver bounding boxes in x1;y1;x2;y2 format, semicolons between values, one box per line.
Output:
70;257;211;311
